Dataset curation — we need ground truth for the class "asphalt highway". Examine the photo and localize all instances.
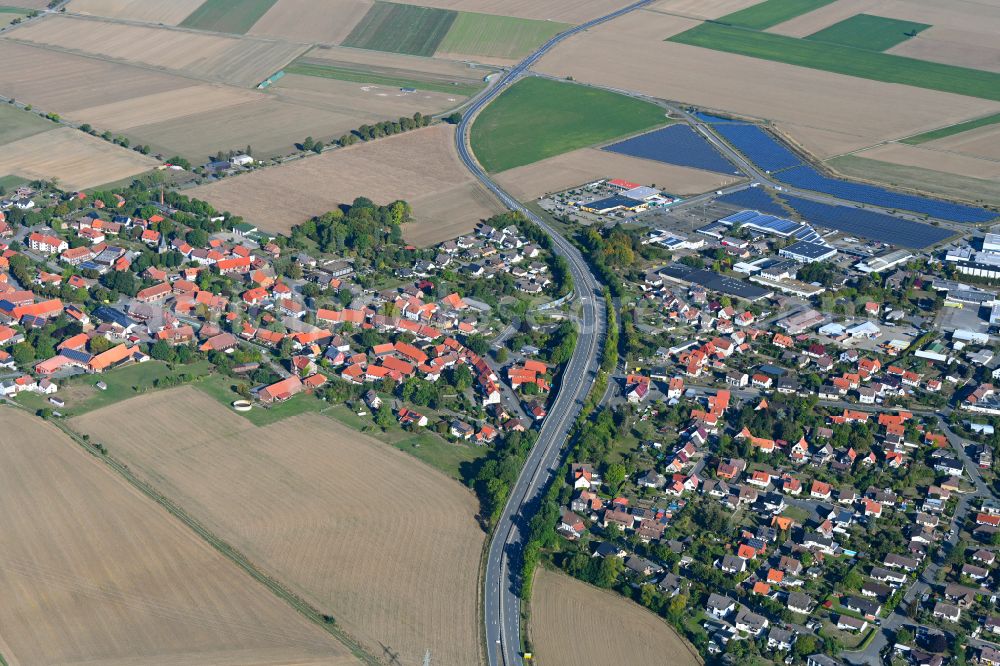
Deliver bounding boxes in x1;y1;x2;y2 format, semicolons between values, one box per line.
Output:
451;3;657;663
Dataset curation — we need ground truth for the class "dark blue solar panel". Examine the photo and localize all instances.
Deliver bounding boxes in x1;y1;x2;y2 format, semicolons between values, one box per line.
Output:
776;165;994;223
712;123;802;172
603;125;736;174
716;187;787;216
694;112;745;124
781;195;953;249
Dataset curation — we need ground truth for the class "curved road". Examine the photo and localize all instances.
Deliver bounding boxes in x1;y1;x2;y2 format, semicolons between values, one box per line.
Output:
452;3;656;664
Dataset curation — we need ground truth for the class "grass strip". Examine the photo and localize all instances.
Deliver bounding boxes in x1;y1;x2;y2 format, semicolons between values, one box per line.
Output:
902;111;1000;144
285;62;481;96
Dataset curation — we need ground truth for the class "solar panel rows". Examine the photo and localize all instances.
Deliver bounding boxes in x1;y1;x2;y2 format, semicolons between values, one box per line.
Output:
712;123;802;172
775;165;995;223
602;124;737;174
781;195;953;249
716;187;787;217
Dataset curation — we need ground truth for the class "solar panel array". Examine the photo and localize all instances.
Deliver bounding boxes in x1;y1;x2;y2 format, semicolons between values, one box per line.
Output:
720;209;824;243
602;124;736;174
712;123;802;172
693;112;740;124
716;187;787;217
775;165;995;223
782;195;953;249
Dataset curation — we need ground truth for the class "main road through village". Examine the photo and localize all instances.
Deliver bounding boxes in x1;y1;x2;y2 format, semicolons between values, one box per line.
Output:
453;2;655;663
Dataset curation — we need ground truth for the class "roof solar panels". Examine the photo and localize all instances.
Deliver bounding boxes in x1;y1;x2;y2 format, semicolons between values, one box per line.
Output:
775;165;995;223
603;125;736;174
782;196;953;248
712;123;802;172
717;209;825;244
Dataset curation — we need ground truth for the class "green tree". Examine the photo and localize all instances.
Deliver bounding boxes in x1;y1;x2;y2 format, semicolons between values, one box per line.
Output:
12;341;36;367
605;463;627;494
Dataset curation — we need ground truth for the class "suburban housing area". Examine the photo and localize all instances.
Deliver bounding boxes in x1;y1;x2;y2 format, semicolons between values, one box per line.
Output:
0;0;999;665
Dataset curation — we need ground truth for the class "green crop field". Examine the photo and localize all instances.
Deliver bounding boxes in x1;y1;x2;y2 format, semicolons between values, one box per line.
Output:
342;2;457;57
284;61;482;95
716;0;836;29
669;23;1000;101
471;77;667;172
436;12;569;60
805;14;929;50
180;0;278;34
0;104;55;147
902;112;1000;144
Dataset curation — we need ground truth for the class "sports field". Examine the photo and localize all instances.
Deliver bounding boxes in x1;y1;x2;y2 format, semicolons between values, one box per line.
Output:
71;387;486;666
0;408;354;666
718;0;836;29
529;568;701;666
903;111;1000;144
669;23;1000;101
805;13;929;50
471;77;667;172
0;102;55;146
342;2;457;56
436;12;569;60
180;0;278;34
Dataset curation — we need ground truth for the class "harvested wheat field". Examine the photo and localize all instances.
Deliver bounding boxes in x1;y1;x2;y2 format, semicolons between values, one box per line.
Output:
70;84;265;131
66;0;207;24
0;40;192;117
124;96;361;162
269;73;464;116
650;0;763;20
71;386;486;666
495;147;740;201
924;123;1000;160
767;0;881;37
190;124;502;243
0;127;158;190
537;23;1000;157
249;0;374;44
6;15;308;87
529;567;701;666
0;408;355;666
398;0;626;23
888;27;1000;73
850;142;1000;180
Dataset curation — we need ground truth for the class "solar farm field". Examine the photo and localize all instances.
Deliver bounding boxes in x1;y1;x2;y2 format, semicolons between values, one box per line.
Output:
775;164;995;222
717;0;836;29
342;2;456;56
668;23;1000;102
471;77;667;172
602;124;736;174
716;187;789;216
712;123;802;172
179;0;279;34
435;12;570;60
804;14;929;50
781;194;954;247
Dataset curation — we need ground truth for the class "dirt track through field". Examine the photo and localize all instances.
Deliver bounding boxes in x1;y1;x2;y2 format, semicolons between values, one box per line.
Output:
0;127;158;190
924;123;1000;160
529;567;701;666
189;124;503;244
71;387;486;666
494;147;740;200
0;408;355;666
